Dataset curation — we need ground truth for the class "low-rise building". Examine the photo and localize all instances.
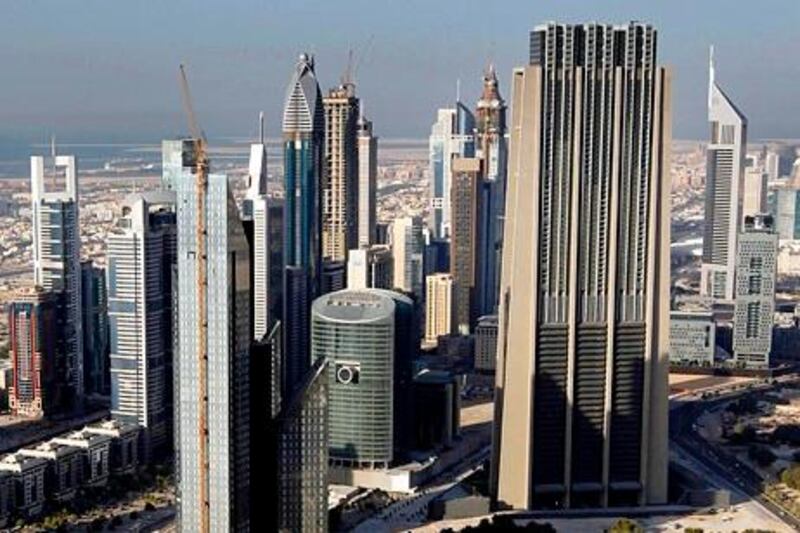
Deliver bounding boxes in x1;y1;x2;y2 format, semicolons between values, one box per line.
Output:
670;311;716;366
52;429;112;487
19;441;82;502
0;453;47;519
0;471;13;528
85;420;139;476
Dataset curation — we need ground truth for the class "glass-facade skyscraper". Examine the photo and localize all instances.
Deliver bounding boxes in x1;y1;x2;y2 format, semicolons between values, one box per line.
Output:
242;118;283;341
700;47;748;303
282;53;325;395
428;103;475;240
312;290;395;468
475;66;508;315
107;191;176;457
312;288;416;469
276;357;328;533
31;154;83;405
81;260;109;397
174;141;251;532
391;216;424;300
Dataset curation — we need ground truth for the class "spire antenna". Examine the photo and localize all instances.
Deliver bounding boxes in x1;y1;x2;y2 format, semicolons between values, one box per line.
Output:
456;78;461;103
259;111;265;144
50;135;57;188
708;45;715;109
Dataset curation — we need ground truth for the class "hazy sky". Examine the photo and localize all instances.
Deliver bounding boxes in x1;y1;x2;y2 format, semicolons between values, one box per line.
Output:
1;0;798;144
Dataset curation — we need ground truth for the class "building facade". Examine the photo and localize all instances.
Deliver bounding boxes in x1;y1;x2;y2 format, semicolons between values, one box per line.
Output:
283;53;325;395
742;166;768;221
312;290;396;468
347;244;392;290
475;66;508;315
31;154;83;405
322;84;360;262
161;139;198;192
242;120;284;340
669;311;716;366
81;261;109;396
733;214;777;368
424;273;454;346
277;358;328;533
107;191;176;457
474;314;498;372
174;148;251;531
391;216;424;299
776;186;800;241
357;114;378;248
492;22;671;509
701;48;748;302
429;104;476;239
8;289;60;418
450;157;483;333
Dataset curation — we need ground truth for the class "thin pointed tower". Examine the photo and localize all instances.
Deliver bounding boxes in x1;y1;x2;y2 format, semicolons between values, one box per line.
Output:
700;45;748;302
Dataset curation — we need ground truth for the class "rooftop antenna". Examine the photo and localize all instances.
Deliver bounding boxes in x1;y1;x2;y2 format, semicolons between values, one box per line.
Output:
456;78;461;103
50;135;57;188
708;45;715;109
259;111;265;144
488;40;496;75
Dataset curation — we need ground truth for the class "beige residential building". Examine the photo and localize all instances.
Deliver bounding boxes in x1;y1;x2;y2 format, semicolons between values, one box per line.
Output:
492;22;671;511
424;273;454;346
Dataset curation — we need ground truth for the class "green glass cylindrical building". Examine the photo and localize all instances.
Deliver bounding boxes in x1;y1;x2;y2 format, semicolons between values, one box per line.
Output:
312;289;410;468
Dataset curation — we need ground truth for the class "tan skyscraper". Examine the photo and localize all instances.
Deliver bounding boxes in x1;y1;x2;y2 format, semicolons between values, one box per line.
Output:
424;273;454;346
492;22;671;510
322;83;359;262
450;157;482;334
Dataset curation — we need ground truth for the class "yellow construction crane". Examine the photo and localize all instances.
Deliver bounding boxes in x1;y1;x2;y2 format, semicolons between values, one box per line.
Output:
178;64;210;533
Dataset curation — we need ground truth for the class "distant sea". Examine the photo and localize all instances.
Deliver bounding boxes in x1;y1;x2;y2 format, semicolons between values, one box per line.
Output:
0;138;428;180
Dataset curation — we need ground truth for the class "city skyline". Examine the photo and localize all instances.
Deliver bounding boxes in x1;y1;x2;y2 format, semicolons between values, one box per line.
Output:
1;1;799;144
2;8;800;532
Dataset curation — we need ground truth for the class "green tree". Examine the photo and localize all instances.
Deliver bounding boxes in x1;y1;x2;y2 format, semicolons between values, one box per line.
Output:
781;464;800;489
607;518;643;533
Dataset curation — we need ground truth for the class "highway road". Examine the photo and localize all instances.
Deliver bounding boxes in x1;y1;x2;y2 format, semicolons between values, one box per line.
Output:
670;383;800;531
0;267;30;279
